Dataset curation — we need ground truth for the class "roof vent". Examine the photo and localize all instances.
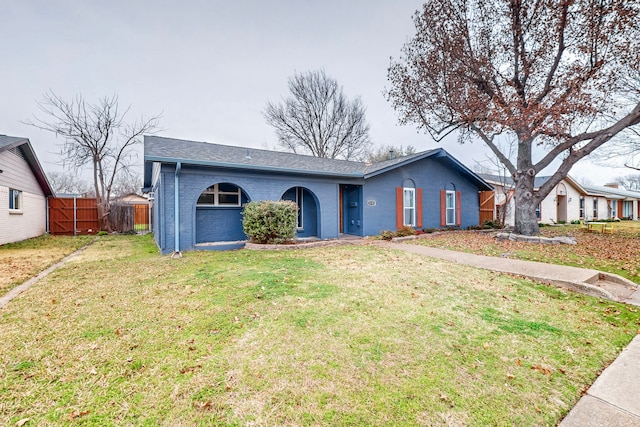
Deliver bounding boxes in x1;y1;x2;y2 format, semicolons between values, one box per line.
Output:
389;150;394;160
245;149;252;160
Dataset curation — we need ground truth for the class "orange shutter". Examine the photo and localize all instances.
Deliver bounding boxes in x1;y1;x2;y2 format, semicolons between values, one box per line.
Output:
456;191;462;226
416;188;423;228
396;187;403;229
440;190;446;227
618;201;623;218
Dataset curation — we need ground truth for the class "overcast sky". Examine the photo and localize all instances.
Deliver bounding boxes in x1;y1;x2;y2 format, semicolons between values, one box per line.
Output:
0;0;628;184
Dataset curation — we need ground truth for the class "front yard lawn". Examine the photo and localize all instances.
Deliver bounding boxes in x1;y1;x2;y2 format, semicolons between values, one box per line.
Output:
1;234;638;425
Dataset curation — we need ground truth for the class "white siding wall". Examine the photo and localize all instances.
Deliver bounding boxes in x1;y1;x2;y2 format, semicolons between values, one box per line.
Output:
0;148;47;245
539;195;556;223
0;186;47;245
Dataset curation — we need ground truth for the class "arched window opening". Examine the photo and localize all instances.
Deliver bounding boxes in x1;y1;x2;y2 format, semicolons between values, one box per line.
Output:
197;183;242;206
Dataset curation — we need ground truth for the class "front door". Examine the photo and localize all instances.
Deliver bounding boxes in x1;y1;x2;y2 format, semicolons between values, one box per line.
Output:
341;185;362;235
556;195;567;223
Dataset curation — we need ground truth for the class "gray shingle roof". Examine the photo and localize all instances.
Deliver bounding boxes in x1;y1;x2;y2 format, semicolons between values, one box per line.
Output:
144;136;366;177
0;134;28;151
582;184;640;199
143;135;492;191
477;173;552;189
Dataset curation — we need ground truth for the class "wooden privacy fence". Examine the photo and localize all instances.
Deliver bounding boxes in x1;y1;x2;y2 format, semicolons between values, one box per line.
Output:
109;203;150;233
48;197;100;235
479;191;495;225
49;198;150;235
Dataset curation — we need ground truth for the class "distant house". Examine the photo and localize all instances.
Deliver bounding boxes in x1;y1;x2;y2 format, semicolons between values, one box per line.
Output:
0;135;53;245
478;174;640;225
581;183;640;221
478;174;587;225
143;136;492;254
113;193;149;205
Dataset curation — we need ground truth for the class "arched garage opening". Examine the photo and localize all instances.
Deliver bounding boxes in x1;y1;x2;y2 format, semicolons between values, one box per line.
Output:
282;187;319;238
195;182;249;243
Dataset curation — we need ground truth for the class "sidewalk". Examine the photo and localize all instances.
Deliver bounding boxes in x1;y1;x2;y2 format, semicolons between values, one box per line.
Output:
382;241;640;426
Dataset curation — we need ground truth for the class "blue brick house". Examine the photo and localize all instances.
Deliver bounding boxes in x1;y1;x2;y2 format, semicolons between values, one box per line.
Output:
143;136;492;254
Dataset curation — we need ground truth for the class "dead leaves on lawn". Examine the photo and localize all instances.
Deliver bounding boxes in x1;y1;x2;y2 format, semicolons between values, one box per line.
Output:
417;229;640;283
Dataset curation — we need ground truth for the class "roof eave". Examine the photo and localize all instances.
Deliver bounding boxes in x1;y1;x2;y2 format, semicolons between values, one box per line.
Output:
1;138;54;196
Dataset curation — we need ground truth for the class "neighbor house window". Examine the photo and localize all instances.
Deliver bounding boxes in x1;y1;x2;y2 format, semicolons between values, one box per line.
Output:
579;196;584;219
196;183;241;206
593;198;598;219
9;189;22;211
623;201;633;219
445;190;456;225
610;200;617;218
403;187;415;226
535;203;541;220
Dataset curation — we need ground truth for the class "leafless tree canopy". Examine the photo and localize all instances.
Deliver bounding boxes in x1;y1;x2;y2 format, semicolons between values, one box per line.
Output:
25;91;159;230
388;0;640;235
264;70;372;161
615;174;640;190
366;144;416;163
111;170;143;198
47;171;91;196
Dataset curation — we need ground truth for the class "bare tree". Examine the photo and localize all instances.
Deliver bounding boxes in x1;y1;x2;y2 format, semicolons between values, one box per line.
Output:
615;174;640;191
264;70;372;161
47;171;91;196
387;0;640;235
25;91;159;230
111;170;143;199
366;144;416;163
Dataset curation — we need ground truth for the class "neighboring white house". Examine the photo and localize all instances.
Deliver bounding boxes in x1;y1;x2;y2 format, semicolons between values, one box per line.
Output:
478;174;588;226
0;135;53;245
582;183;640;221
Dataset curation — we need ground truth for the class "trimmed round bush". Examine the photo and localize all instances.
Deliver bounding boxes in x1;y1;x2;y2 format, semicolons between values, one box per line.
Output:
242;200;298;244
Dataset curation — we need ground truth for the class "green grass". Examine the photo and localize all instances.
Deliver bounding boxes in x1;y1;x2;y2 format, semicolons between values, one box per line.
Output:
1;235;638;425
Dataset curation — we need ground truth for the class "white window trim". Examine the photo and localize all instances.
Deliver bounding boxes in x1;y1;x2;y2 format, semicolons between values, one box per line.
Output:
196;184;241;207
445;190;456;225
9;188;22;212
403;187;415;227
295;187;304;229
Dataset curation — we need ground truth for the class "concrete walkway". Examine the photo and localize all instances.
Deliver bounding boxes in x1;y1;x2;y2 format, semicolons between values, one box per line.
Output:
382;241;640;426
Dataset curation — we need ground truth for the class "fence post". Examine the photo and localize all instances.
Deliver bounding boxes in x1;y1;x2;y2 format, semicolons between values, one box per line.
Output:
73;196;77;236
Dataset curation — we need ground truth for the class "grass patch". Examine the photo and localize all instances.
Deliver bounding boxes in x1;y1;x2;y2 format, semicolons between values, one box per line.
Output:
0;234;94;296
0;235;638;425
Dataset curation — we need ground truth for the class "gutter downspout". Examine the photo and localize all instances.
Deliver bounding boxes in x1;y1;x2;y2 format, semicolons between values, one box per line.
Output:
172;162;182;258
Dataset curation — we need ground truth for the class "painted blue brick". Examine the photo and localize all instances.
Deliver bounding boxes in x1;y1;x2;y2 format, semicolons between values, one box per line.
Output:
149;151;489;254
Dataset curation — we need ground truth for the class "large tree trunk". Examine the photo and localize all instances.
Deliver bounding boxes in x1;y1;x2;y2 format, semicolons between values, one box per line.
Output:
513;170;540;235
